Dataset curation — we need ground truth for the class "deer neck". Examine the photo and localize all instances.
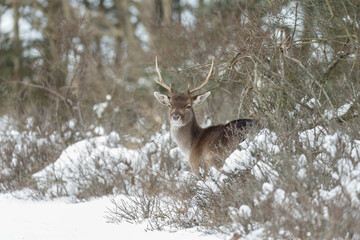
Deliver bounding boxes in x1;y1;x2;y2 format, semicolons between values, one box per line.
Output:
170;116;201;158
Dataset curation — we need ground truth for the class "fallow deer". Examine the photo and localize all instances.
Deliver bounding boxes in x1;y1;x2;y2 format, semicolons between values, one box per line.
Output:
153;57;256;178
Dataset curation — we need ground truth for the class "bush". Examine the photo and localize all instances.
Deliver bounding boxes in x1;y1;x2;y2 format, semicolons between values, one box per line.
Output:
0;118;63;192
107;121;360;238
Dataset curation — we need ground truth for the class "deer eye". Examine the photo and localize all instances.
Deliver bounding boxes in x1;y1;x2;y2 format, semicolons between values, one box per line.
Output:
185;105;191;109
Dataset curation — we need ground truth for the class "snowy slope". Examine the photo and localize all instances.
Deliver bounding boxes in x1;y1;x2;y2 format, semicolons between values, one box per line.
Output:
1;111;360;239
0;194;223;240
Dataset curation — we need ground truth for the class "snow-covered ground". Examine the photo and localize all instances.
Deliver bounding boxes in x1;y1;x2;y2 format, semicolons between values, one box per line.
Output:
0;117;224;240
1;101;359;240
0;194;222;240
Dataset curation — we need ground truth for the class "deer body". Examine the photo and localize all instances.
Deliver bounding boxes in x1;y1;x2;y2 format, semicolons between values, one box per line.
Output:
171;111;254;177
153;58;255;178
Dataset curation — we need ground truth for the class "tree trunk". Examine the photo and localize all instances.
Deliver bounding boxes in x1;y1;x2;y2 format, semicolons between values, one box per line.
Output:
161;0;173;24
12;0;20;82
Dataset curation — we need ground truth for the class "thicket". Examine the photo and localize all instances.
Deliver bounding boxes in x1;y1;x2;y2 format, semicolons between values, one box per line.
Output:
1;0;360;239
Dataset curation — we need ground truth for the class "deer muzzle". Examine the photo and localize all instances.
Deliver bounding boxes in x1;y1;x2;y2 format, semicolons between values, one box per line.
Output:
172;113;181;121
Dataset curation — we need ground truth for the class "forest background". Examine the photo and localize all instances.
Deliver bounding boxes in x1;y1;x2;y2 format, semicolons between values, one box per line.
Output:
1;0;360;239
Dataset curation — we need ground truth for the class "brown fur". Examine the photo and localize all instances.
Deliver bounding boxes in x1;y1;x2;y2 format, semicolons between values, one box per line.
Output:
187;119;255;178
155;92;256;179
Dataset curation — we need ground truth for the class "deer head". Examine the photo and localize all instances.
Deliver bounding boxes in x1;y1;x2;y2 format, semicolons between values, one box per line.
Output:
153;57;214;127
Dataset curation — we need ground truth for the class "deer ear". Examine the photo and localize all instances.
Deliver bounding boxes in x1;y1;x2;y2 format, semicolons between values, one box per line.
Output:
154;92;170;106
192;91;211;106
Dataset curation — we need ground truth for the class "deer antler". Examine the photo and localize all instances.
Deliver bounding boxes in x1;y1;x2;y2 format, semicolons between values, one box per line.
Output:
155;56;173;93
188;59;214;95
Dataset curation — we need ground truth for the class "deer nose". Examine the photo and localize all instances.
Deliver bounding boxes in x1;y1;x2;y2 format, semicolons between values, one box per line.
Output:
172;114;180;121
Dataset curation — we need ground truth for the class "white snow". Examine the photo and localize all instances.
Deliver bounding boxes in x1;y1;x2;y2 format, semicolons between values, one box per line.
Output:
238;205;252;219
32;132;146;199
68;119;77;129
273;188;286;205
1;112;360;240
0;115;10;132
262;182;274;195
324;102;354;120
298;125;327;149
0;194;221;240
239;228;264;240
93;101;108;118
223;128;280;182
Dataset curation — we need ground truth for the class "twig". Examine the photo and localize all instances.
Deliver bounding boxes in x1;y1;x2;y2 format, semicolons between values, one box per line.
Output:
325;0;334;18
0;77;68;102
279;29;286;83
283;55;314;80
290;2;299;48
20;81;68;101
283;55;334;109
321;38;350;84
